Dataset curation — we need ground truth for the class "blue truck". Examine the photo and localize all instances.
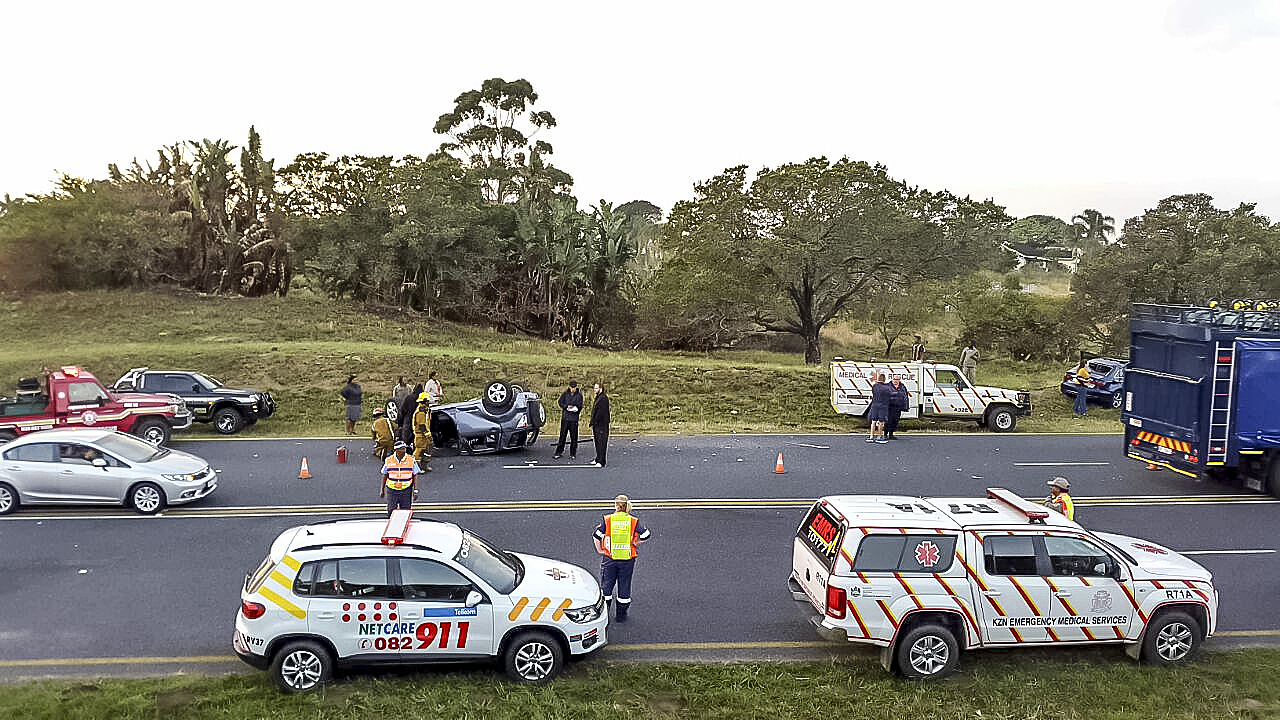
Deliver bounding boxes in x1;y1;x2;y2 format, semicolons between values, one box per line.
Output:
1123;303;1280;496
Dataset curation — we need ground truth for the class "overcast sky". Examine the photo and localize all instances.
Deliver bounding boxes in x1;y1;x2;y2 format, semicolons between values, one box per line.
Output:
3;1;1278;228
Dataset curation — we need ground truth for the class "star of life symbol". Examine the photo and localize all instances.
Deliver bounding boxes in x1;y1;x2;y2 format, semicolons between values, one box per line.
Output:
914;540;940;567
1131;542;1168;555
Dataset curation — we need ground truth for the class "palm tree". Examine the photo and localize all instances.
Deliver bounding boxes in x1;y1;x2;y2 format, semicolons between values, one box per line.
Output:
1072;209;1116;249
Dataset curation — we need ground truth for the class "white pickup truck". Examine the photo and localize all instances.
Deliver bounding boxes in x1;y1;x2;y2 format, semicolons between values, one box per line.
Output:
830;360;1031;432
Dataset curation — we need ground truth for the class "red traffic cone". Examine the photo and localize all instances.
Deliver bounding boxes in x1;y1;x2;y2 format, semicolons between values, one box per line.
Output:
774;452;785;474
298;457;311;479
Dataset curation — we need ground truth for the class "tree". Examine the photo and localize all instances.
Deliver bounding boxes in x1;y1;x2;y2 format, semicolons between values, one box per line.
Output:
433;78;570;204
1072;208;1116;249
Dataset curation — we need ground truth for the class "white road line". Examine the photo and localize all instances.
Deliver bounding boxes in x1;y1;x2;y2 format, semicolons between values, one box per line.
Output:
1014;462;1110;466
1179;549;1276;556
785;442;830;449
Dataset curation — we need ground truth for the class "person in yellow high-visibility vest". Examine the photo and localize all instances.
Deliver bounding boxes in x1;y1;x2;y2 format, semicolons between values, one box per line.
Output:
593;494;651;622
379;441;420;516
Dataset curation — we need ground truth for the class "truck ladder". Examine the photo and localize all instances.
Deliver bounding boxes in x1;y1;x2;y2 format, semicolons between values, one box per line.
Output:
1206;341;1236;465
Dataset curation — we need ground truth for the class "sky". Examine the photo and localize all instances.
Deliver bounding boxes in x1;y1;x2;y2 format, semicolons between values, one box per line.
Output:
3;0;1279;228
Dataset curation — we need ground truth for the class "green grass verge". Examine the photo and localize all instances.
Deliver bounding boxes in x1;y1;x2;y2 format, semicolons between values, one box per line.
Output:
3;650;1279;719
0;288;1122;439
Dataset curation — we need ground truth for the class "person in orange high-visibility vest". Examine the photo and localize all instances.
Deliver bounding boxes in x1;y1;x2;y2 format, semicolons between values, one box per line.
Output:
1045;476;1075;521
379;441;420;516
593;494;650;622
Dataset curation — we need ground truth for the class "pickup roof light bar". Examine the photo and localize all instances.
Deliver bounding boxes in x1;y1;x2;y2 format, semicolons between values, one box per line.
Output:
60;366;81;377
382;509;413;545
985;487;1050;523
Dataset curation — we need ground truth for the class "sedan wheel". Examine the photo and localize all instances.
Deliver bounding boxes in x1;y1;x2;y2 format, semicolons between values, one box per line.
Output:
130;482;165;515
0;482;18;515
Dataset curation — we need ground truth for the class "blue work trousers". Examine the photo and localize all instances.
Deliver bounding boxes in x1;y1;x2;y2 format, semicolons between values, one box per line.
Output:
600;557;636;603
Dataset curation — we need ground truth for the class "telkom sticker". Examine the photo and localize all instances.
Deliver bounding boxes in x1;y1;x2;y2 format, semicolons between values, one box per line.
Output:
914;540;941;567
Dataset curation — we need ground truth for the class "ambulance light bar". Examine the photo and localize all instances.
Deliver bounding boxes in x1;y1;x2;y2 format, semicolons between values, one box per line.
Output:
382;509;413;545
985;487;1050;522
60;365;81;376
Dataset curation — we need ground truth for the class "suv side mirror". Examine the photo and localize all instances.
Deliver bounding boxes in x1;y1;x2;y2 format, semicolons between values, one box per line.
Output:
465;590;483;608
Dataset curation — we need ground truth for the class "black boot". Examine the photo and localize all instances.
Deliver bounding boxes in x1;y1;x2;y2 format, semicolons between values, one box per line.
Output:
616;602;629;622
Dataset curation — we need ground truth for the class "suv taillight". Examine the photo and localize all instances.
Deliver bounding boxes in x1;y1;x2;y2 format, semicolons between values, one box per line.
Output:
241;600;266;619
825;584;846;619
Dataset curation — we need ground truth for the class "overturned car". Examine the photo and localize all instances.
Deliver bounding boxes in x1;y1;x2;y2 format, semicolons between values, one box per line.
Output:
391;380;546;454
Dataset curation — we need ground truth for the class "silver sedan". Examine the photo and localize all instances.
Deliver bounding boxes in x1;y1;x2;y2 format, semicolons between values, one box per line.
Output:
0;428;217;515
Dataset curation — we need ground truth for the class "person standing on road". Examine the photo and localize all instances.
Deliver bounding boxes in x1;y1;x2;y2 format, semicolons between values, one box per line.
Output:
910;335;926;362
960;342;980;383
593;494;650;622
412;392;433;472
554;380;583;460
885;375;909;439
867;372;891;444
1072;356;1091;416
588;382;611;467
1045;476;1075;521
370;407;394;460
340;375;362;435
424;371;444;405
391;376;411;407
397;383;424;446
380;441;420;516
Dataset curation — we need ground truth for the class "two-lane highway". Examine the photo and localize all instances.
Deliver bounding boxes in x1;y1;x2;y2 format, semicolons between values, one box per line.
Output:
0;433;1276;680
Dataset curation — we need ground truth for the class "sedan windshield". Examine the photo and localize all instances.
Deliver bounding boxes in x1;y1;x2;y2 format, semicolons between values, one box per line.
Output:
454;531;522;594
95;432;169;463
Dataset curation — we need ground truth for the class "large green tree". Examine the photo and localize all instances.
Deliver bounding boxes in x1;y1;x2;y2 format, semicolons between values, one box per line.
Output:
1072;208;1115;249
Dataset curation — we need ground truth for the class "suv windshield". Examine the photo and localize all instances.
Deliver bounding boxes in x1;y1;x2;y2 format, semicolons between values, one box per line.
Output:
192;373;224;390
455;531;522;594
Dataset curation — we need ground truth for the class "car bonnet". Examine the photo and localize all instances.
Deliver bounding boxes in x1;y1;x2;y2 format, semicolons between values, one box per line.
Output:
508;552;601;605
1093;531;1213;582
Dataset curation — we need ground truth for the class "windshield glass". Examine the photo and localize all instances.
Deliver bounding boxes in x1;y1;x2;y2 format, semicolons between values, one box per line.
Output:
193;373;223;390
454;531;521;594
96;432;169;463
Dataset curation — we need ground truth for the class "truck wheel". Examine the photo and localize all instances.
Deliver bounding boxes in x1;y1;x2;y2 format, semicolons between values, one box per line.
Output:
213;407;245;435
0;482;18;515
987;406;1017;432
503;630;563;682
483;380;516;415
134;419;171;446
1141;610;1201;665
129;482;166;515
1110;391;1124;409
895;623;960;679
271;640;333;693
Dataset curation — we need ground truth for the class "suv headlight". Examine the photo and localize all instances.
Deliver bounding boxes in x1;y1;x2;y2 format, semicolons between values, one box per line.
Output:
562;595;605;624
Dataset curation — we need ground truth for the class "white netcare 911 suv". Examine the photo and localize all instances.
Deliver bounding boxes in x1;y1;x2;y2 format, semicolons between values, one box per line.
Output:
234;510;607;691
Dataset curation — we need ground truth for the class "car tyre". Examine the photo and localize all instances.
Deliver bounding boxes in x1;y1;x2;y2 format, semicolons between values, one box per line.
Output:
213;407;245;435
271;640;333;693
529;400;547;429
134;419;171;446
987;406;1017;432
503;630;563;683
385;399;400;425
1110;391;1124;409
129;482;166;515
0;482;18;515
895;623;960;679
482;380;516;414
1141;610;1201;666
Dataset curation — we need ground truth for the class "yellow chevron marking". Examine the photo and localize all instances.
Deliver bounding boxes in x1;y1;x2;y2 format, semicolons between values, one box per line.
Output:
258;587;305;619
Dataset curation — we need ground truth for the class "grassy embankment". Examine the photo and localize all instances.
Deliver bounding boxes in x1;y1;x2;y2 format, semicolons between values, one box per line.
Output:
0;288;1121;438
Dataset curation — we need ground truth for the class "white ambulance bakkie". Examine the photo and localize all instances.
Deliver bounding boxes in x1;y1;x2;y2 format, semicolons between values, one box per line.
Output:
787;489;1218;679
234;510;608;691
830;360;1031;432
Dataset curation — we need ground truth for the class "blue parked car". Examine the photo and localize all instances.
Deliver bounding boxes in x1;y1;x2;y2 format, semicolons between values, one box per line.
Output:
1060;358;1128;409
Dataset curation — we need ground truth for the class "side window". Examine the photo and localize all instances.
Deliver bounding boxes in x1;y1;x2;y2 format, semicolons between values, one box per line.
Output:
1044;535;1115;578
162;374;198;393
5;443;58;462
397;559;474;602
934;369;964;388
312;560;339;596
336;558;394;598
292;561;318;596
853;535;956;573
59;443;110;465
983;535;1040;576
67;382;108;405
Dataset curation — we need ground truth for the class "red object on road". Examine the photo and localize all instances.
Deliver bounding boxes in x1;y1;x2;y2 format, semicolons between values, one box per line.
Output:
337;446;347;464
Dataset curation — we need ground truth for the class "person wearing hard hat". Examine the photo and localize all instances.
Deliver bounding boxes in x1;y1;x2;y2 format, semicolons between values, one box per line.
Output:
380;441;420;516
370;406;394;460
593;494;651;622
1046;476;1075;521
412;391;433;471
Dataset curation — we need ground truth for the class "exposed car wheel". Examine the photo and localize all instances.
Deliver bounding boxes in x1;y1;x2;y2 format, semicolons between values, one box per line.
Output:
503;630;563;683
483;380;516;414
0;482;18;515
213;407;245;435
134;419;171;446
129;482;166;515
271;640;333;693
385;399;400;425
895;623;960;679
1141;610;1201;665
529;400;547;429
1110;391;1124;409
987;406;1017;432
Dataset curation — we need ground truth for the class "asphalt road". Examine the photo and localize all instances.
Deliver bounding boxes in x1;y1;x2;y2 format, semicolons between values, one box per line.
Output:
1;432;1276;681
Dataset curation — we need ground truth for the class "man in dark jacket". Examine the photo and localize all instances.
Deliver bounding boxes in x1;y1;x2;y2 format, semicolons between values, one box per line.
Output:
885;375;910;439
397;383;424;446
554;381;584;459
589;382;610;467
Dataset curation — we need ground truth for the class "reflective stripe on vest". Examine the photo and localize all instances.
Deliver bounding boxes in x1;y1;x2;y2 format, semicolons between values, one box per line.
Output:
384;454;415;490
606;512;638;560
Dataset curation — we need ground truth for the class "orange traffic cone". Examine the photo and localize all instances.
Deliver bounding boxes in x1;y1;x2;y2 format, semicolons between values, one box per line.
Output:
774;452;785;474
298;457;311;479
1146;462;1160;471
